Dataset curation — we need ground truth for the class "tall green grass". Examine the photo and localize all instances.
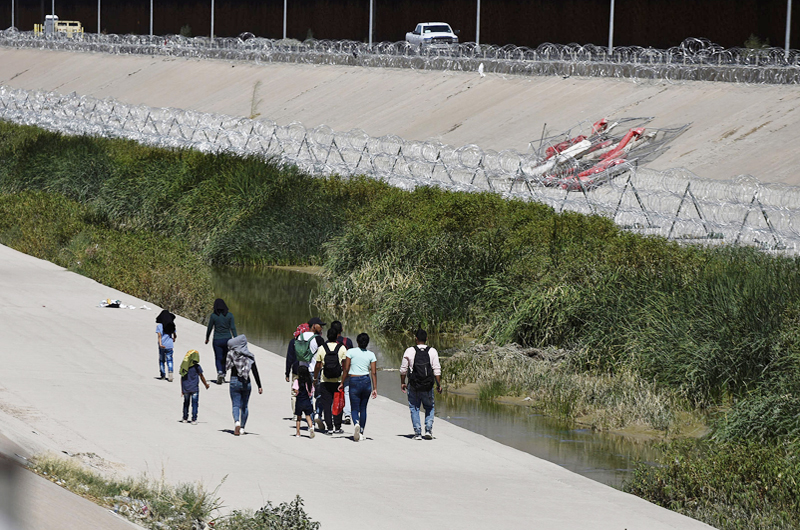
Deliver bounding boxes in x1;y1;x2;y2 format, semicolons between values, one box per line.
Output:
2;121;800;436
624;439;800;530
0;191;213;321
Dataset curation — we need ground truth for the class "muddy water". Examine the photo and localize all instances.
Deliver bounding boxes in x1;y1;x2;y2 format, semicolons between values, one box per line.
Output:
211;266;658;488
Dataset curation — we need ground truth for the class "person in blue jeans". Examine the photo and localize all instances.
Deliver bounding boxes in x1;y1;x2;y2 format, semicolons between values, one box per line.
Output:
340;332;377;442
226;335;262;436
156;310;177;382
400;329;442;440
331;321;354;424
180;350;210;424
205;298;237;385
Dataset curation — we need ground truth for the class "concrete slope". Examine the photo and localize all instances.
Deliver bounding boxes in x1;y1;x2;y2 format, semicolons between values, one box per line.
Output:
0;243;714;529
1;47;799;185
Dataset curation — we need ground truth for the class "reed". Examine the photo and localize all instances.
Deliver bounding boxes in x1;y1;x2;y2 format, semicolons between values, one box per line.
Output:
624;439;800;530
444;344;694;432
3;122;800;441
0;191;214;321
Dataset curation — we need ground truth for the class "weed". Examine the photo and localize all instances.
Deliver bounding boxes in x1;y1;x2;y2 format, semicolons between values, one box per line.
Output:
249;81;263;120
625;439;800;530
30;454;320;530
2;121;800;442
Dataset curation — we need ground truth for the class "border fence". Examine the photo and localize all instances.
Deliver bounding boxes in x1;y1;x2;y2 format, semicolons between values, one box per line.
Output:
2;29;800;84
1;85;798;254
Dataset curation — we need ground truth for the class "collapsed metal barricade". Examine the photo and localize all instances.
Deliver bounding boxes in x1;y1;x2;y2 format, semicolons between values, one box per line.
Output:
0;85;797;254
1;29;800;85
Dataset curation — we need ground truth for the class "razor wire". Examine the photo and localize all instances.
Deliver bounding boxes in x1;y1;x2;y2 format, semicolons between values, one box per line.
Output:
2;29;800;85
0;85;797;254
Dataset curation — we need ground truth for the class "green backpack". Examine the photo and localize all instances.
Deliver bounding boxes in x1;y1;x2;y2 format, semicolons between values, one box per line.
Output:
295;333;317;363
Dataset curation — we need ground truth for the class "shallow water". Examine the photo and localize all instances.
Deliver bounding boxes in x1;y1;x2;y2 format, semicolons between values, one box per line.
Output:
211;266;658;488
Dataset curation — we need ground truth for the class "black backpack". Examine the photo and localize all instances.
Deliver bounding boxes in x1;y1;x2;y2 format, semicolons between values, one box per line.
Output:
321;342;344;379
409;346;435;391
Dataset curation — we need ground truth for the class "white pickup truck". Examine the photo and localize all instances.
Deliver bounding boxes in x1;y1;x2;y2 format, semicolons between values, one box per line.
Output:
405;22;459;47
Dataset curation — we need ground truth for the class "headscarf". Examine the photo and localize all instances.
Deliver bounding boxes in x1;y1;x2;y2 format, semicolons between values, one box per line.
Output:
213;298;229;316
226;334;255;381
180;350;201;377
156;310;176;336
293;322;310;339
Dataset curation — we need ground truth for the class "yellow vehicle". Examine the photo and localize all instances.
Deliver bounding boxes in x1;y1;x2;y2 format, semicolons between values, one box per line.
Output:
34;16;84;38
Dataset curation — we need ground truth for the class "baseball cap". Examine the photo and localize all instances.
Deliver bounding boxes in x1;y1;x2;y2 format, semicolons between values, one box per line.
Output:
308;317;327;327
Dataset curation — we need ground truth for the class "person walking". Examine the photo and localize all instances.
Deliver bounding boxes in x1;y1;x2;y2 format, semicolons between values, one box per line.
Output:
313;327;347;435
205;298;237;385
297;317;326;421
179;350;210;425
340;333;377;442
286;322;311;420
400;328;442;440
226;334;263;436
293;365;316;438
156;309;177;382
331;321;354;425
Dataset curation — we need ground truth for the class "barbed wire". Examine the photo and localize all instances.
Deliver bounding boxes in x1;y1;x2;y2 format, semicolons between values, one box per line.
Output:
0;85;795;254
2;29;800;84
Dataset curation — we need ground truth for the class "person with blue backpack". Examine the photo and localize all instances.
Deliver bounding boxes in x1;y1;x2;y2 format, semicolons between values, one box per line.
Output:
400;328;442;440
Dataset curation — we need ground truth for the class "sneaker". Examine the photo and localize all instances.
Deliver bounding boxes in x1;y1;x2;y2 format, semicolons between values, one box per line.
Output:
424;431;433;440
324;430;333;436
159;374;166;380
343;415;352;425
291;415;297;422
333;428;344;434
309;428;315;439
353;423;361;442
315;417;325;432
167;372;173;382
217;374;225;385
414;433;422;441
191;420;197;425
234;421;241;436
180;418;188;423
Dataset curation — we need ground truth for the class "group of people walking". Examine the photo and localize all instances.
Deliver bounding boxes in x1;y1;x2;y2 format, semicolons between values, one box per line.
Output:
156;300;442;441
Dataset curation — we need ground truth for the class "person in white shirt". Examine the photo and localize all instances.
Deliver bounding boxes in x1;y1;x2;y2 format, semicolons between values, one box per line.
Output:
399;328;441;440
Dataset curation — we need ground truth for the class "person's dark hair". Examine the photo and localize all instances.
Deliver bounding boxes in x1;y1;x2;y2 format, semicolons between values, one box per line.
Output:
213;298;228;316
298;365;313;389
331;320;343;336
327;327;339;342
357;333;370;349
415;328;427;343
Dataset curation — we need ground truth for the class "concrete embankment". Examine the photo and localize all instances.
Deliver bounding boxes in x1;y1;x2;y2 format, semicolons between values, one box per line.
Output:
1;47;799;185
0;243;714;529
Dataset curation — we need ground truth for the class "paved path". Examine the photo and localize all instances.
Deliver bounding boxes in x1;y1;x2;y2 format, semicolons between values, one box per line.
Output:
0;47;798;185
0;244;714;529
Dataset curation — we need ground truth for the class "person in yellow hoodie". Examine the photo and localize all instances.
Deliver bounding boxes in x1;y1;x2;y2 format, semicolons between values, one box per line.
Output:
180;350;210;425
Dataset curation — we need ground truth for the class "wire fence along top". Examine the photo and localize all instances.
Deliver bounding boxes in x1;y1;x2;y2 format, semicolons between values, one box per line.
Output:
0;85;798;255
2;29;800;84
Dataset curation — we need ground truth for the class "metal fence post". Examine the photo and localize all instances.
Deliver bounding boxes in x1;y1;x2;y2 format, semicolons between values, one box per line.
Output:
608;0;615;54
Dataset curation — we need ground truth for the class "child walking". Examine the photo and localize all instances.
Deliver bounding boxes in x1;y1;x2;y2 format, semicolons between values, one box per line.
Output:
180;350;210;425
293;366;315;438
